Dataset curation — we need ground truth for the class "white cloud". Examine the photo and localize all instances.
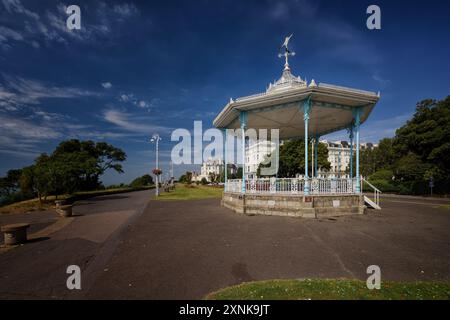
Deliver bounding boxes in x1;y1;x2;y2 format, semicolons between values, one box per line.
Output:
103;108;170;134
0;75;99;109
138;100;147;108
0;114;61;140
117;92;155;110
102;82;113;89
372;73;391;86
0;0;139;49
119;93;133;102
0;26;24;42
2;0;39;19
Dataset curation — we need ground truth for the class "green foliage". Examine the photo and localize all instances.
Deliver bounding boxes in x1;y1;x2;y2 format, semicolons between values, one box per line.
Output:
178;171;193;184
201;177;208;185
0;169;22;198
369;169;394;181
130;174;154;188
358;138;395;177
1;139;127;205
258;139;330;177
360;96;450;194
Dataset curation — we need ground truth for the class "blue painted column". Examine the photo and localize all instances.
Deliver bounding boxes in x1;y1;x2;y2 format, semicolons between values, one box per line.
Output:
349;126;354;178
314;136;319;177
303;99;311;195
222;128;228;191
240;111;248;193
354;108;361;193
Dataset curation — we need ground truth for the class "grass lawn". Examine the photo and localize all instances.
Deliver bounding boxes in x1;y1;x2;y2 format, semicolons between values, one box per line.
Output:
205;279;450;300
438;205;450;211
155;184;223;201
0;187;153;214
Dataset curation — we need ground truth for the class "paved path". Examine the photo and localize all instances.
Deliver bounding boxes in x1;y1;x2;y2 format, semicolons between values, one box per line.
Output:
86;195;450;300
0;189;152;299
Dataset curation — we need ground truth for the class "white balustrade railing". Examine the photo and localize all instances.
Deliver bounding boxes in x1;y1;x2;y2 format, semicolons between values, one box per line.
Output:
225;178;359;195
225;179;242;193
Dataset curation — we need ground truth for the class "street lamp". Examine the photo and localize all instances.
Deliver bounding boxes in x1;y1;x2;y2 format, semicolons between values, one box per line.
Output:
150;134;162;196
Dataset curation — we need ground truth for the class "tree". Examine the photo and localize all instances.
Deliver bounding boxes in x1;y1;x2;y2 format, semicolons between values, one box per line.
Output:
185;171;193;184
130;174;154;188
357;139;394;178
209;172;218;183
258;139;330;177
0;169;22;197
178;171;193;184
236;167;243;178
19;155;54;206
52;139;126;190
392;96;450;193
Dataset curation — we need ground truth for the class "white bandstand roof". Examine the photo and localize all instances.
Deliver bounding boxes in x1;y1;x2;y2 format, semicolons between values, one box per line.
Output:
213;66;380;139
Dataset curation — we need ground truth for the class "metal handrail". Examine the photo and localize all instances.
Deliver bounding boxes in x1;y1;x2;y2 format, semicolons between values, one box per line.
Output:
362;177;382;206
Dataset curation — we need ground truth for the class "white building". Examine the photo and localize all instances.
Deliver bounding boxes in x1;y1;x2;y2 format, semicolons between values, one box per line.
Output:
319;140;377;178
193;158;238;182
245;140;276;179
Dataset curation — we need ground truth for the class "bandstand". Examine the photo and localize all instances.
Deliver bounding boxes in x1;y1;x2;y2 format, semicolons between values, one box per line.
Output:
213;36;380;218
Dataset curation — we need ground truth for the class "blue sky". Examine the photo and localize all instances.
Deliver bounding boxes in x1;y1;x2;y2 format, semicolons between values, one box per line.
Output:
1;0;449;185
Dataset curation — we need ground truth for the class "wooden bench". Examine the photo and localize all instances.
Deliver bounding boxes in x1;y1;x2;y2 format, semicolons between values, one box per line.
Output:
1;223;30;245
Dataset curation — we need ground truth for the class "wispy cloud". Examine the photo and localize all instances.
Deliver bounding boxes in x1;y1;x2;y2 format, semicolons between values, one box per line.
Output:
0;26;24;49
103;108;171;134
0;75;98;109
0;107;141;158
2;0;39;19
0;112;61;158
0;0;141;49
372;72;391;87
113;3;139;18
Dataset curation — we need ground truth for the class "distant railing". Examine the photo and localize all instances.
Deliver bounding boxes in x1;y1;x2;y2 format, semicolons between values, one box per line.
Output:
225;178;359;195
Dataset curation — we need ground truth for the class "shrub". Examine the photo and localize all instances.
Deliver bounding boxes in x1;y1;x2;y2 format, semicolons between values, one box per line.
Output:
367;179;398;193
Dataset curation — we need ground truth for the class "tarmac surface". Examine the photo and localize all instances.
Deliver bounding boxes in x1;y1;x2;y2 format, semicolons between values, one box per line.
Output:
0;191;449;299
0;189;152;299
86;195;450;299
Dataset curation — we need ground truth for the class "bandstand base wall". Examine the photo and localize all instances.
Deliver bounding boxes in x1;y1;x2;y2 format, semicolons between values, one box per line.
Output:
222;192;365;218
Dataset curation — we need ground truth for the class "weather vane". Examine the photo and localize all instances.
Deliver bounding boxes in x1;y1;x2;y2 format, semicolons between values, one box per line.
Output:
278;34;295;70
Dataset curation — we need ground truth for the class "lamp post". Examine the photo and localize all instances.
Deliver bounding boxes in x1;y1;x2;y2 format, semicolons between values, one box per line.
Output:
150;134;162;196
